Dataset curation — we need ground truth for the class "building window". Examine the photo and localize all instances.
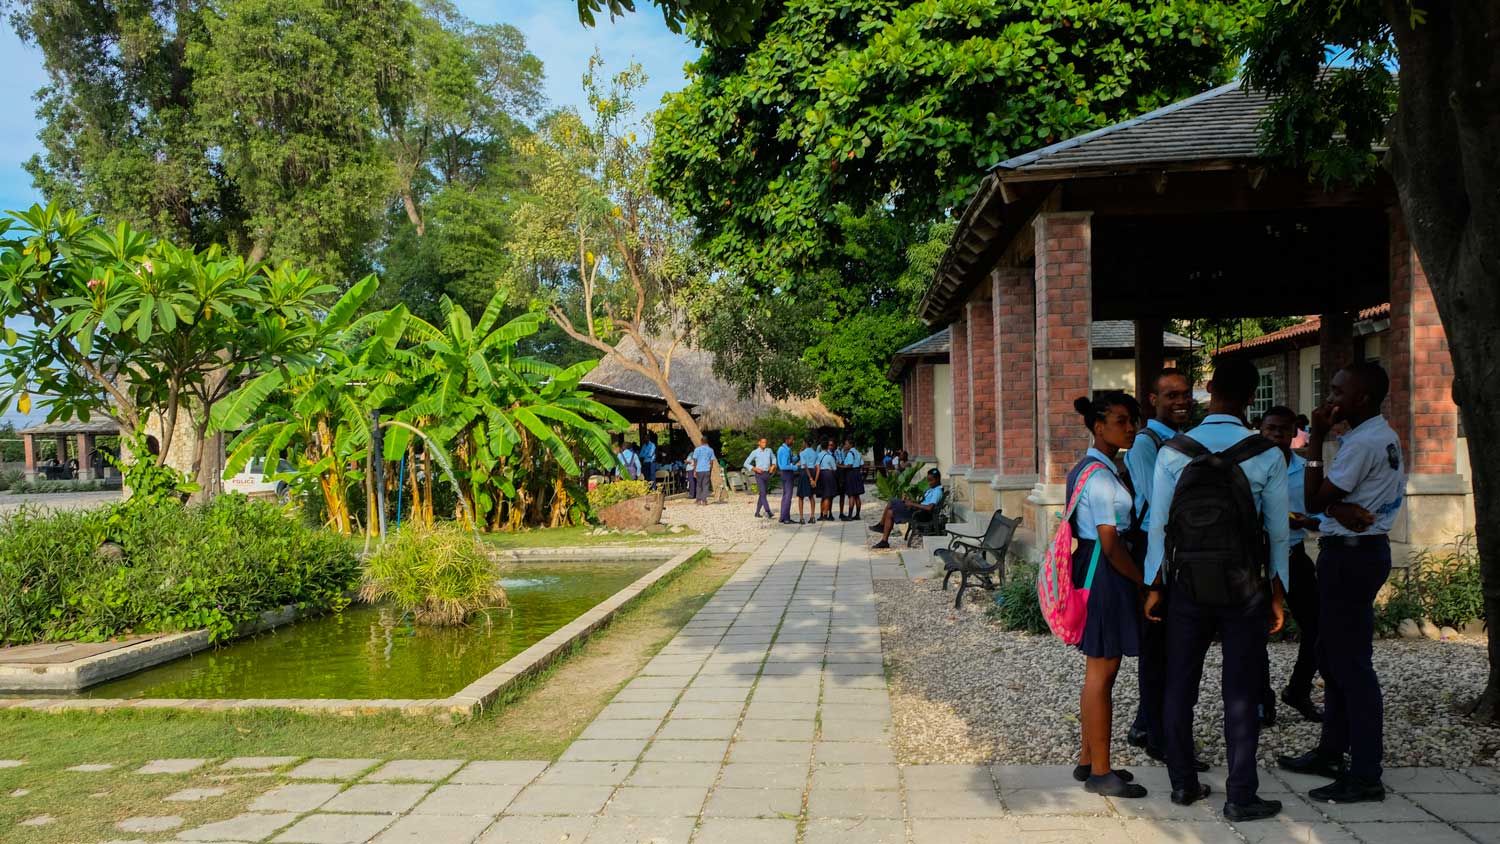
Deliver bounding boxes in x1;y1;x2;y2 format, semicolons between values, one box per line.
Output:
1252;369;1275;416
1310;364;1323;407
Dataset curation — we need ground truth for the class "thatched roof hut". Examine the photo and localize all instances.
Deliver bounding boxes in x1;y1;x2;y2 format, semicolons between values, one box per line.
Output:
581;336;842;430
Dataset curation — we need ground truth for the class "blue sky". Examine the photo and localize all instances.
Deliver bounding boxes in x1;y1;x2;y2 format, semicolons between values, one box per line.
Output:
0;0;698;427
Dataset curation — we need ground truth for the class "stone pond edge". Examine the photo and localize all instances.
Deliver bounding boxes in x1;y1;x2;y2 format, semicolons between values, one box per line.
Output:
0;545;708;719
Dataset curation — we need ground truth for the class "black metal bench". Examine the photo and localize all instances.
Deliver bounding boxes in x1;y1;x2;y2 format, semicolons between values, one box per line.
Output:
902;487;951;548
936;510;1022;608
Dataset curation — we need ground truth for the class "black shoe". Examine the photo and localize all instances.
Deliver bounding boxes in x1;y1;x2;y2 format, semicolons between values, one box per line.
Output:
1278;749;1346;780
1072;766;1134;783
1259;701;1277;728
868;524;882;533
1126;727;1149;749
1308;777;1385;804
1223;797;1282;822
1170;783;1211;806
872;541;890;549
779;519;793;524
1281;691;1324;723
1083;772;1147;799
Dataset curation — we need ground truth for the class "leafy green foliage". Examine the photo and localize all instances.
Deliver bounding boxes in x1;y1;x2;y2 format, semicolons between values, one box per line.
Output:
875;461;927;502
574;0;768;43
651;0;1247;291
106;431;199;508
0;469;24;491
0;496;358;645
360;524;507;626
1409;535;1486;630
587;480;652;513
987;560;1048;635
6;479;104;494
719;409;812;470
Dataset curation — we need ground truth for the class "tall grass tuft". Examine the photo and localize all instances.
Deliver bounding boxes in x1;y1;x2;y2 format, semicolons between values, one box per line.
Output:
360;525;507;626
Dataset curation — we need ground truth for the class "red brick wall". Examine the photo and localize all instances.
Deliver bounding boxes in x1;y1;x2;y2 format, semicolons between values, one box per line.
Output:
915;363;936;456
1033;212;1093;485
967;300;998;468
951;317;972;466
993;266;1037;477
1388;211;1457;475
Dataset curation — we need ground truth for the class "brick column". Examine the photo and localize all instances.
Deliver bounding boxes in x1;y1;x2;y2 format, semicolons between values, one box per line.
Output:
1318;311;1356;388
993;265;1037;478
967;299;998;474
951;316;972;469
22;434;36;482
76;434;94;481
1033;212;1093;485
1385;209;1464;546
1029;212;1094;549
915;363;936;458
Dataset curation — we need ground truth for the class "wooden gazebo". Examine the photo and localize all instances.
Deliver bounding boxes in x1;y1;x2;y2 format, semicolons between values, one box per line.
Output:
18;419;122;482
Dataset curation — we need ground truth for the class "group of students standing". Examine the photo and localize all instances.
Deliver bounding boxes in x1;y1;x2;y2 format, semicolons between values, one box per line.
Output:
1065;357;1405;821
739;435;866;524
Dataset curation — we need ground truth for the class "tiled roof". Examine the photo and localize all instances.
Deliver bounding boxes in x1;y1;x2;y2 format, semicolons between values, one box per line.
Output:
996;80;1269;176
1092;321;1196;351
19;419;121;436
1214;304;1391;356
892;329;951;358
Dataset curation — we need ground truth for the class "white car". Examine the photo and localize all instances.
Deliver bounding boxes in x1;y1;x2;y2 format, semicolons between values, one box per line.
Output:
224;456;293;501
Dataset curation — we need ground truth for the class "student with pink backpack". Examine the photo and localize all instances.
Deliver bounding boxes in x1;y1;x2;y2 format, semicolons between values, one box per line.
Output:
1040;393;1149;798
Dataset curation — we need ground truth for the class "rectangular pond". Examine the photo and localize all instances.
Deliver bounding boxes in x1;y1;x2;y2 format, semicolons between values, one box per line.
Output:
78;558;664;701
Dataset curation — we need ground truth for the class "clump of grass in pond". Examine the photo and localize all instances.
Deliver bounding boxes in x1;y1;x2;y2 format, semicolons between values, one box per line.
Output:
360;525;507;625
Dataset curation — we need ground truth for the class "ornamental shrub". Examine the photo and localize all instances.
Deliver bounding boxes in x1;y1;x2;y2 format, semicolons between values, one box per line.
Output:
359;525;506;626
1409;534;1486;629
987;559;1049;635
0;495;359;645
587;480;651;514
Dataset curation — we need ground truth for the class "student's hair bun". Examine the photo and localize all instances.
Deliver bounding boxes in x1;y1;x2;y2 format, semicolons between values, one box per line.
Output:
1073;396;1093;418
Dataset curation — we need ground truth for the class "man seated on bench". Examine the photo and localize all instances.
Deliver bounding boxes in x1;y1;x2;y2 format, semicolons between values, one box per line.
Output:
871;468;943;549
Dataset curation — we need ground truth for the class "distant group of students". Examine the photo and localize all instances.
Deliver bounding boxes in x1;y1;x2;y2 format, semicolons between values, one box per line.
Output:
613;433;720;505
738;435;867;524
1059;357;1405;820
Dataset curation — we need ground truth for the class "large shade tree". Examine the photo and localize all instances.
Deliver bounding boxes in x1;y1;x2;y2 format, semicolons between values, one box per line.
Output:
1242;1;1500;723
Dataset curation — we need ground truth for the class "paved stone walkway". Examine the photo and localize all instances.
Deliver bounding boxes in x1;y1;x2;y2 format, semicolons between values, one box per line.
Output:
11;519;1497;843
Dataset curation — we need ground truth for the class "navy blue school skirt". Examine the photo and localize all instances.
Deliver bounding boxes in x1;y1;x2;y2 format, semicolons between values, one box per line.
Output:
796;470;814;498
844;469;865;496
817;470;838;499
1072;537;1142;659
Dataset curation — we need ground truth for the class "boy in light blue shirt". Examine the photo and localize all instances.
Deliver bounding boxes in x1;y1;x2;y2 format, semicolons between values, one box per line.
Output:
743;437;775;518
870;468;943;549
691;441;716;505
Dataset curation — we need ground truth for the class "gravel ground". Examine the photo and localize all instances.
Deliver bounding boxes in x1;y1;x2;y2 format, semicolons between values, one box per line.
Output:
875;577;1500;769
659;489;778;550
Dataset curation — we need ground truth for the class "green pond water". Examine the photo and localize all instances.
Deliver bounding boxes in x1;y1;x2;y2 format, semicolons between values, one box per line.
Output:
81;559;663;700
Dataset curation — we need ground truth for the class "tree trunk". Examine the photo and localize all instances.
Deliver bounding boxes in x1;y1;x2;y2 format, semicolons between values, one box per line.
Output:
659;387;728;499
401;187;425;237
1385;1;1500;723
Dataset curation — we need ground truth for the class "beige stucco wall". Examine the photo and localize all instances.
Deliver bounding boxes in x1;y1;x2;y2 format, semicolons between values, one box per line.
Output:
1091;359;1134;393
1298;346;1320;412
933;363;954;473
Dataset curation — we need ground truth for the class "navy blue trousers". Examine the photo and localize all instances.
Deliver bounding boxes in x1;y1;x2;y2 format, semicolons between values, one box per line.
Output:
1316;540;1391;781
1132;591;1170;752
695;471;711;502
753;472;771;516
779;470;796;521
1164;581;1268;805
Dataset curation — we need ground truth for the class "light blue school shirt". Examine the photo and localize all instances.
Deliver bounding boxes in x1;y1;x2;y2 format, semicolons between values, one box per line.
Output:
1319;415;1406;536
818;451;837;471
618;448;640;478
743;447;773;472
639;441;656;463
691;444;715;472
1072;448;1135;541
843;449;863;468
799;447;817;470
1124;418;1177;532
918;485;943;507
777;443;797;471
1286;452;1307;543
1144;414;1289;588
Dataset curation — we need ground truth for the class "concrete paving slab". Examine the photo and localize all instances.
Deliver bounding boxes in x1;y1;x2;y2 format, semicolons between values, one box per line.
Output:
559;740;651;763
641;740;729;764
272;813;394;844
902;764;994;791
506;784;615;816
1406;792;1500;823
449;760;548;785
251;784;343;812
701;787;803;818
579;719;663;741
138;759;208;775
1460;823;1500;844
811;763;899;791
364;760;464;782
906;786;1007;818
598;701;675;721
412;784;522;816
737;720;814;742
812;742;894;765
625;762;721;788
533;761;634;787
475;815;593;844
584;815;696;844
322;785;432;815
288;759;380;781
1342;822;1477;844
656;719;738;741
1315;793;1435;823
165;787;229;802
117;815;184;833
727;741;812;765
1001;788;1114;816
179;812;300;842
223;757;299;770
802;818;905;844
717;763;810;790
806;789;902;819
603;786;710;817
1118;819;1240;844
1231;820;1361;844
692;817;797;844
370;814;490;844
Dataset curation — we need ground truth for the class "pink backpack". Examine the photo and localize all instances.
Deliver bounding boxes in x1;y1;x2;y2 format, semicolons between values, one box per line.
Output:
1038;463;1105;645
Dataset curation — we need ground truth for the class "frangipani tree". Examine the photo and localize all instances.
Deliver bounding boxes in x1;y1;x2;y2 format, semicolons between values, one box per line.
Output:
0;203;358;497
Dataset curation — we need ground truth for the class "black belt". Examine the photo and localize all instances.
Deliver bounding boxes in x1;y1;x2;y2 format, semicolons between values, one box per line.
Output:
1318;534;1389;548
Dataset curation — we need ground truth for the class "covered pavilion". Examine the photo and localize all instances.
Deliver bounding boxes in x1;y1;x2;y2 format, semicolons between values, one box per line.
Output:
913;79;1464;555
17;419;121;482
